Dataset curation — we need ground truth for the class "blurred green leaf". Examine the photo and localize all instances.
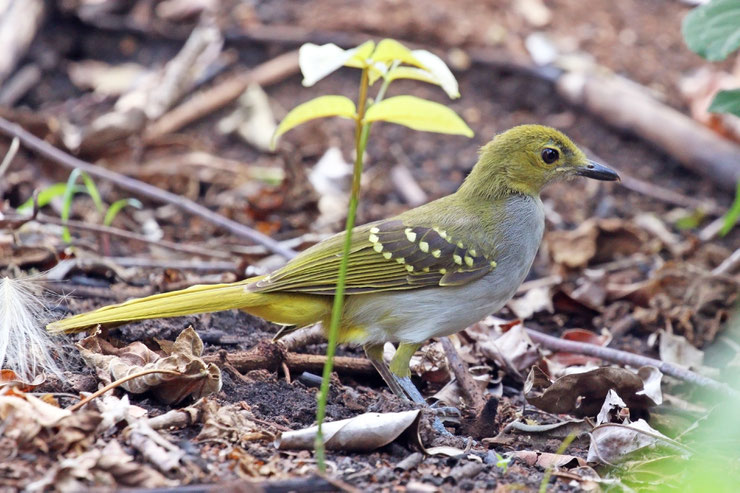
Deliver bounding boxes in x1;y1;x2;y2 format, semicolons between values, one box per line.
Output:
372;39;423;67
62;169;104;243
364;95;473;136
720;180;740;236
682;0;740;61
708;89;740;117
674;209;706;230
272;95;357;149
104;198;143;227
17;183;84;212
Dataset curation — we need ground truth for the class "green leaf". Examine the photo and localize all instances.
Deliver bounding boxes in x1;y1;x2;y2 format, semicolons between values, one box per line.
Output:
364;95;473;137
104;198;143;227
17;183;85;212
720;180;740;236
272;95;356;148
683;0;740;61
372;39;423;67
61;169;104;243
708;89;740;117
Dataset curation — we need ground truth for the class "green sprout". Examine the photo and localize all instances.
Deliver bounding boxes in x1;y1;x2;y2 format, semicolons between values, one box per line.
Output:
19;168;142;243
271;38;473;470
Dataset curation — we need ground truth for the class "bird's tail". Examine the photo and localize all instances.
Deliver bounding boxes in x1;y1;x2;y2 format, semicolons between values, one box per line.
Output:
47;279;264;334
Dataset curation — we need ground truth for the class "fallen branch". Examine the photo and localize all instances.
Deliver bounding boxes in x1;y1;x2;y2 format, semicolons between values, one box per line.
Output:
0;116;297;259
34;214;234;260
203;340;375;377
523;326;737;396
556;71;740;192
144;50;299;141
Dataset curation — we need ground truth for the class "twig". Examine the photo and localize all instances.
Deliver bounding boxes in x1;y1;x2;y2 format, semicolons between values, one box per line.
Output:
0;64;41;106
67;368;183;412
104;257;237;272
276;325;325;351
523;326;738;397
33;214;233;260
620;174;723;215
0;136;19;178
713;248;740;276
440;336;486;412
144;50;299;141
204;340;375;377
0;116;297;259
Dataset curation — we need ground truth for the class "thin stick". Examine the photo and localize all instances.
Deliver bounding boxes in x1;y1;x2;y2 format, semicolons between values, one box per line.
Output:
524;327;737;396
712;248;740;276
440;336;486;411
34;214;233;260
67;368;182;412
0;117;296;259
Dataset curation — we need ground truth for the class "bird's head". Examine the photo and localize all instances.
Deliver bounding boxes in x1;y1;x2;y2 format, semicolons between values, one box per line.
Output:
459;124;619;200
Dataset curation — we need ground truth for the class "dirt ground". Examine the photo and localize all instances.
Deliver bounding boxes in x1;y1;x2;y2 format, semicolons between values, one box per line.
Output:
1;1;739;492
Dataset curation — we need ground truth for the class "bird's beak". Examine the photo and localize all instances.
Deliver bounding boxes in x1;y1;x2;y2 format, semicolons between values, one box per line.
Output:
576;160;620;181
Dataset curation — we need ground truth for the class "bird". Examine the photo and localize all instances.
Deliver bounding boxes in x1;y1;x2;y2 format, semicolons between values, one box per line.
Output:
47;124;619;405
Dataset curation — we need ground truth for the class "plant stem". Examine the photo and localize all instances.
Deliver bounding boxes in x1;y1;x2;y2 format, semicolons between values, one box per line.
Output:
314;67;371;471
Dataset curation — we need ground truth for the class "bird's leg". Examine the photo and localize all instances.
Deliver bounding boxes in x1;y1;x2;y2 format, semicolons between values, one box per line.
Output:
364;343;458;435
363;343;407;398
388;342;425;404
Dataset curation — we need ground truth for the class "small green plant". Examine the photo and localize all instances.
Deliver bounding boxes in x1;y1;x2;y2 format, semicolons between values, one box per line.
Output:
272;38;473;470
683;0;740;235
19;169;142;243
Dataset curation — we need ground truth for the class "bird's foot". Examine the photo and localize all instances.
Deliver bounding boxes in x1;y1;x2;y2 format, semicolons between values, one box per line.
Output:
395;376;458;437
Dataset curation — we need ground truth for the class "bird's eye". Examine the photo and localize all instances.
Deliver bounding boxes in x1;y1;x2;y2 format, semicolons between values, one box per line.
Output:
541;148;559;164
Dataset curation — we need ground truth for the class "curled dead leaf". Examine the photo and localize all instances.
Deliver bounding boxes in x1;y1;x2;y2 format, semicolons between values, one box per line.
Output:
276;410;422;452
524;366;662;418
77;326;221;404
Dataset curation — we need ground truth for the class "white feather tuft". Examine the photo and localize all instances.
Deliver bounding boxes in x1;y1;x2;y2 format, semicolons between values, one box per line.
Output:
0;276;67;380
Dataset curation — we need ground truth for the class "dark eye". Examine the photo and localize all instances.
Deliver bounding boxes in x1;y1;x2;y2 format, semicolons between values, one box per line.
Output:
541;148;559;164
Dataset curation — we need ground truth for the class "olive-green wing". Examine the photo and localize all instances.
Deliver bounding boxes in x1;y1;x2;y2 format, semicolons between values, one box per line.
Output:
248;219;497;295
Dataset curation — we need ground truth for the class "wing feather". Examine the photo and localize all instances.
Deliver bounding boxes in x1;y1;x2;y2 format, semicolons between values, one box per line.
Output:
248;219;497;295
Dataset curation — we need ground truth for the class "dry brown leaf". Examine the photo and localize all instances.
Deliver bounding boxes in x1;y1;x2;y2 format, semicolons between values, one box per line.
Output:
276;410;423;452
546;218;647;269
473;320;541;379
587;419;680;464
196;399;273;443
507;286;554;320
77;326;221;405
524;366;662;418
124;419;185;473
0;393;100;453
618;263;738;345
511;450;587;469
27;439;172;492
658;330;704;369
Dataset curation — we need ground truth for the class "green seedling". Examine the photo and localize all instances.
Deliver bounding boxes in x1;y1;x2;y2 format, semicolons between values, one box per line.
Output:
272;38;473;470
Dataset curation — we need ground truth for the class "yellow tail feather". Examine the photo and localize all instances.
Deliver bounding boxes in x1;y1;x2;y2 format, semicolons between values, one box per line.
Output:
46;278;332;334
